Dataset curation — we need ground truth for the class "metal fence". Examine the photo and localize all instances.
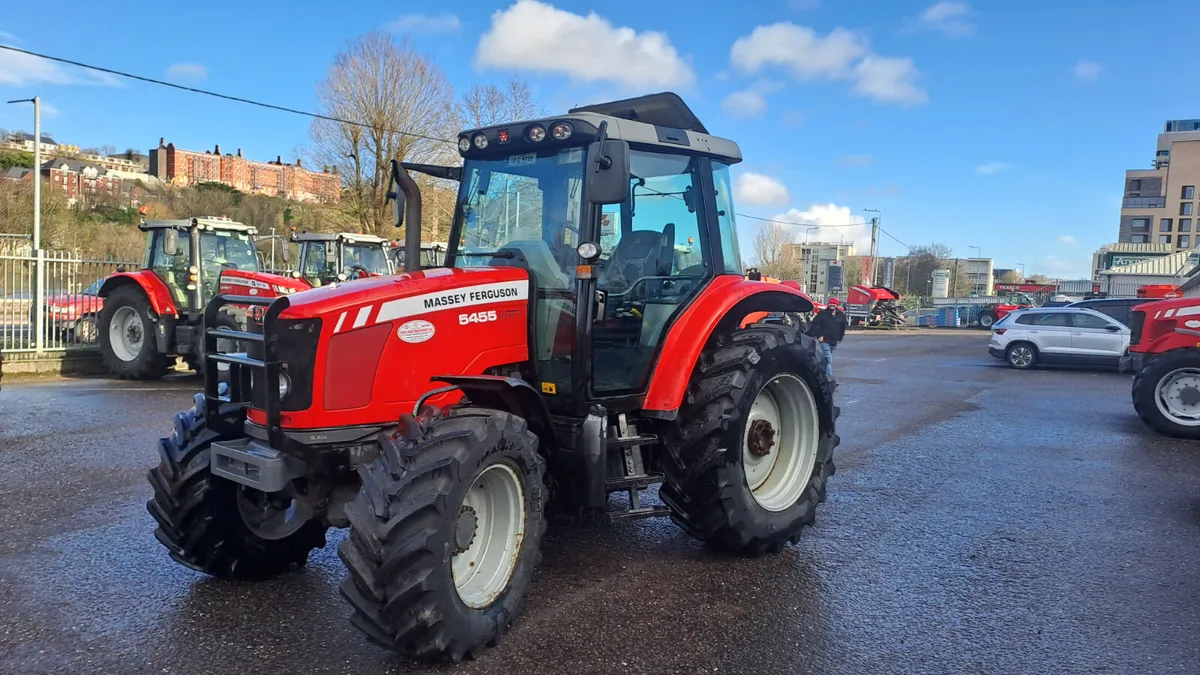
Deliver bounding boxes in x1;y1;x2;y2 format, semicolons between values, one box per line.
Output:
0;250;137;353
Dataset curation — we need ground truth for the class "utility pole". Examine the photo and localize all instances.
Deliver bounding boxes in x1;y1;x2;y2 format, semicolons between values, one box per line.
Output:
7;96;43;352
863;208;880;286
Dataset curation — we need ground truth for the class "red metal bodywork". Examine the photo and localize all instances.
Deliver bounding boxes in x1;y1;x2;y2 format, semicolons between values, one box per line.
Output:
1129;296;1200;356
847;285;900;306
1137;284;1181;299
252;267;531;429
218;268;310;299
98;271;180;316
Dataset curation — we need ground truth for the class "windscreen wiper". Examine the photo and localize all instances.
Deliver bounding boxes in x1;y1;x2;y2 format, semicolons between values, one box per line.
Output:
458;250;517;259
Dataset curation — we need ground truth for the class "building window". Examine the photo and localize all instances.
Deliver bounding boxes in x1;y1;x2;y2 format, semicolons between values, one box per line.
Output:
1161;218;1173;232
1181;218;1192;232
1182;203;1195;216
1129;179;1143;192
1132;234;1149;243
1131;217;1151;231
1161;235;1173;244
1184;186;1195;200
1181;235;1192;249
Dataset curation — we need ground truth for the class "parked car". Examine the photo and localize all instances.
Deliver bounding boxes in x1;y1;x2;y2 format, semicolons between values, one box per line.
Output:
987;307;1130;370
1065;297;1161;330
33;277;106;343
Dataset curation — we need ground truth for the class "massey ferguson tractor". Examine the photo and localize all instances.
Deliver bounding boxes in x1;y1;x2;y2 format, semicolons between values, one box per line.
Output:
144;93;840;661
846;284;905;327
97;216;308;378
290;231;395;287
1129;295;1200;438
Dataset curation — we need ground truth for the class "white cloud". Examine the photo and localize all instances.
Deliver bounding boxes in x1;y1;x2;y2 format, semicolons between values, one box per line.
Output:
770;204;870;250
735;173;791;207
836;154;874;167
730;22;927;107
0;41;120;87
1056;234;1078;246
917;2;974;37
975;161;1013;175
853;56;927;106
731;23;867;80
166;63;207;82
723;90;768;118
0;30;19;43
476;1;694;89
388;13;462;34
1073;59;1101;83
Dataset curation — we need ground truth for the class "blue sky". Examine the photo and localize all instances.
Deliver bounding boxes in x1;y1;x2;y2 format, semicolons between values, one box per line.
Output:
2;0;1199;278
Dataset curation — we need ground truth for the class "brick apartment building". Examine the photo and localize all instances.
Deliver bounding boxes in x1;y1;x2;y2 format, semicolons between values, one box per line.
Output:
148;139;340;204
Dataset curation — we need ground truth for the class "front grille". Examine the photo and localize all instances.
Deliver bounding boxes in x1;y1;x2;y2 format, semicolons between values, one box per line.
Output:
251;317;321;411
1129;310;1145;346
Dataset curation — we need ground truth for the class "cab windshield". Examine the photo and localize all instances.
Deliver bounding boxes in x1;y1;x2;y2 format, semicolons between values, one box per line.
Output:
452;147;584;289
344;242;390;273
200;231;258;274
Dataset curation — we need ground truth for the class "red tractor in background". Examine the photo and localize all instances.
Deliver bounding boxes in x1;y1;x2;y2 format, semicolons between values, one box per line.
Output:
846;284;904;327
975;291;1037;329
97;216;309;379
289;231;396;287
1129;295;1200;438
144;93;841;661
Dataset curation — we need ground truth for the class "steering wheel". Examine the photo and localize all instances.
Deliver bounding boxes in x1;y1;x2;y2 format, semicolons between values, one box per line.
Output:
348;265;370;280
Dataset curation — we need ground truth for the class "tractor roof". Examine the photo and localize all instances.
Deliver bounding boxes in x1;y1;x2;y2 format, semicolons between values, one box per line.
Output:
293;232;388;244
457;92;742;165
139;216;255;234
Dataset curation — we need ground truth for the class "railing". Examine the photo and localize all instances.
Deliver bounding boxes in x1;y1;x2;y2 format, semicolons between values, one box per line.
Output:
1123;197;1166;209
0;251;137;353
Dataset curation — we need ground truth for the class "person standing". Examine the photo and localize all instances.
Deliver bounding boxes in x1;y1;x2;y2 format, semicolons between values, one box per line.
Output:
809;298;847;378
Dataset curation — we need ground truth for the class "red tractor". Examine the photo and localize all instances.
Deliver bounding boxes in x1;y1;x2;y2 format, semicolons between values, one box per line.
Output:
289;231;396;287
846;284;904;327
975;291;1036;329
144;93;841;661
1129;296;1200;438
97;217;308;378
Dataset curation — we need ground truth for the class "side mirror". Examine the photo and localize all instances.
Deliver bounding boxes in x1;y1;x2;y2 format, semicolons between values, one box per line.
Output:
586;139;630;205
162;229;179;257
1105;324;1121;332
387;166;405;228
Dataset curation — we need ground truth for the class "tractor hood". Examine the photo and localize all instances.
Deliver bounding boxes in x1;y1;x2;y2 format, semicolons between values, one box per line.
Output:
279;266;532;323
219;268;310;297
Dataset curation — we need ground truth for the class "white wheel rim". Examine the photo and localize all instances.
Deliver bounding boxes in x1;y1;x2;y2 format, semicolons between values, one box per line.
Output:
453;461;525;609
742;373;821;513
1009;346;1033;368
1155;368;1200;427
109;306;143;362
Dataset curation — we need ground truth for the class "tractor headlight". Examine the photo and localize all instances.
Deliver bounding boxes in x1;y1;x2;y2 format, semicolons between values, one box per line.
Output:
278;371;292;400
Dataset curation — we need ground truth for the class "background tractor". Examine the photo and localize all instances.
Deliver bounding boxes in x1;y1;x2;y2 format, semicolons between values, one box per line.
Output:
97;216;308;378
1129;296;1200;438
846;284;905;327
290;231;395;287
145;93;840;662
976;291;1037;329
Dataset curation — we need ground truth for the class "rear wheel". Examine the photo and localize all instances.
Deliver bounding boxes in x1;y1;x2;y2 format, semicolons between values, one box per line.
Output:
74;315;98;344
1006;343;1037;369
1132;348;1200;439
99;285;168;379
978;311;997;329
659;325;839;555
146;394;329;578
340;407;547;661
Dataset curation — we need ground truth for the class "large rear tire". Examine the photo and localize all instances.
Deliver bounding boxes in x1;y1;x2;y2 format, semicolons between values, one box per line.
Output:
99;285;168;379
340;407;547;662
659;325;839;555
146;394;329;578
1132;348;1200;439
978;311;997;329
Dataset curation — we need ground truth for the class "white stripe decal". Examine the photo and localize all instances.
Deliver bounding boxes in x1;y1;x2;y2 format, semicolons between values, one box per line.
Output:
376;281;528;323
334;311;347;333
1166;308;1177;317
352;305;372;329
1175;305;1200;317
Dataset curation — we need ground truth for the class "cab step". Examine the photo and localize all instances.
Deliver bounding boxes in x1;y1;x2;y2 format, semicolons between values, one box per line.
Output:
605;473;663;492
608;506;671;522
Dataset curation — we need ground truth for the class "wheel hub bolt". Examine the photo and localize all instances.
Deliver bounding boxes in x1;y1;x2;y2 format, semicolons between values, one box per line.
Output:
747;419;777;457
453;505;478;554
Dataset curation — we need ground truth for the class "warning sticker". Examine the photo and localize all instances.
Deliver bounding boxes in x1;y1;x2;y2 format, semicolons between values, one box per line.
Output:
396;319;435;344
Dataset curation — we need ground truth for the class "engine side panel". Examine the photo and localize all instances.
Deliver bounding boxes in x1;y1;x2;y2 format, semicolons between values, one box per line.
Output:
1131;298;1200;355
249;267;533;429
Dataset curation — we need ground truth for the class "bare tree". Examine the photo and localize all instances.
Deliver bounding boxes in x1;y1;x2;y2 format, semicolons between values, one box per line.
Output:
99;144;117;157
998;269;1023;283
308;31;457;238
751;222;802;280
459;77;541;129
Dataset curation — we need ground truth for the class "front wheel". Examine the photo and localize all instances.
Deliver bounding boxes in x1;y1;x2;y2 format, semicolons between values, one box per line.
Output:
659;325;839;555
978;311;997;329
340;407;547;662
99;285;168;379
1132;348;1200;439
1006;343;1037;369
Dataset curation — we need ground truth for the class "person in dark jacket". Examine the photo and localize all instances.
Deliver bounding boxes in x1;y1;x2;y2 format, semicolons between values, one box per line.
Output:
809;297;847;378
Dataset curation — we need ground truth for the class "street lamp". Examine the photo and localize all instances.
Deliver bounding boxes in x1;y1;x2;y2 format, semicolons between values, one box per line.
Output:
970;246;981;259
7;95;44;354
804;226;819;243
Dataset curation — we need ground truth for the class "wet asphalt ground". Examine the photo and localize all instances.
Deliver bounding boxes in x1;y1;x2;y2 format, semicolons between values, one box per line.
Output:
1;331;1198;675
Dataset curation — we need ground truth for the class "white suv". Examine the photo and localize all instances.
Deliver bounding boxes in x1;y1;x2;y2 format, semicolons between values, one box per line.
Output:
987;307;1130;370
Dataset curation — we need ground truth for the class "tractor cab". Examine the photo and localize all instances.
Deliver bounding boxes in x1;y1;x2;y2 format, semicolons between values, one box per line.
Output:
291;232;394;287
390;241;446;270
146;217;262;308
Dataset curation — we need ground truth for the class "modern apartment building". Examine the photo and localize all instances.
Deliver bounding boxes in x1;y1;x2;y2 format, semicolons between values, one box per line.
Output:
784;242;856;298
1118;119;1200;249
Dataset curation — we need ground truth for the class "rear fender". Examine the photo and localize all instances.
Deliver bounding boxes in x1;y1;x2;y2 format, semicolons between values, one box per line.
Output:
642;276;815;414
431;375;556;454
98;271;178;316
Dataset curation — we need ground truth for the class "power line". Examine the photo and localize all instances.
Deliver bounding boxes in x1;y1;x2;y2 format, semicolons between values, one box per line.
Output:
734;211;880;229
878;226;913;251
0;44;455;146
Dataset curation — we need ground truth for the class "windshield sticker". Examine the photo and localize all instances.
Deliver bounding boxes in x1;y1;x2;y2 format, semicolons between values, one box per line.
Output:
507;153;536;167
558;148;583;164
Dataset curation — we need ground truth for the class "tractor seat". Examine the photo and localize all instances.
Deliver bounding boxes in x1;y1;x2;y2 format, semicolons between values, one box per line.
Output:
598;223;675;291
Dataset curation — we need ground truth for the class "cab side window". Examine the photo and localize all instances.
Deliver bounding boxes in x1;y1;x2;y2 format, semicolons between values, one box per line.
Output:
149;230;190;306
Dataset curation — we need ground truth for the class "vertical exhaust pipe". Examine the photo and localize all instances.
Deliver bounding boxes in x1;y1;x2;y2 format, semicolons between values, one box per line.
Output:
387;160;423;273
